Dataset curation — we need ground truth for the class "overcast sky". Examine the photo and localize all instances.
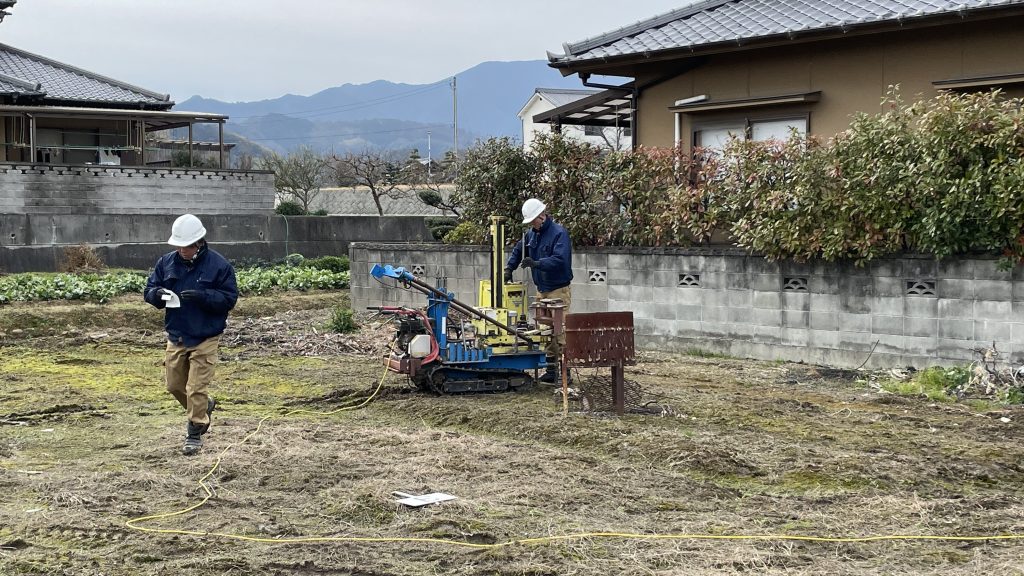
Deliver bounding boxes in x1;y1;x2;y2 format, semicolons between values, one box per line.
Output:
0;0;686;103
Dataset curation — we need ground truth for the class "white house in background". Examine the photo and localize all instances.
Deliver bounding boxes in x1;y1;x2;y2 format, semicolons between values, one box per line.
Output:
518;88;632;151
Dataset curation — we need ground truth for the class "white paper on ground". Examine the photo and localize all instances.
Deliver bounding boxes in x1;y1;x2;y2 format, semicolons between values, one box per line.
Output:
161;291;181;308
392;491;458;508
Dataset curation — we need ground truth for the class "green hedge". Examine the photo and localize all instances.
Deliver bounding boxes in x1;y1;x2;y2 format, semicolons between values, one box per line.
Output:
454;89;1024;266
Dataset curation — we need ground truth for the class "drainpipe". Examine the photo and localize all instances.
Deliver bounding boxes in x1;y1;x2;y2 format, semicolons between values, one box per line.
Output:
579;73;638;149
27;113;36;163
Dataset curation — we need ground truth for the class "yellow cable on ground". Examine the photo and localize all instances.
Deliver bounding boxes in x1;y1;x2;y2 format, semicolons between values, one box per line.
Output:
126;361;391;533
125;363;1024;549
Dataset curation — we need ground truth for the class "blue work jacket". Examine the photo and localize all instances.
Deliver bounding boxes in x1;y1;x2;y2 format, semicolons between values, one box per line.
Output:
144;245;238;347
506;217;573;293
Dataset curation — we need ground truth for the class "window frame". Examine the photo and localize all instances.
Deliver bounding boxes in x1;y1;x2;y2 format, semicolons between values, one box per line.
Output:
690;111;811;150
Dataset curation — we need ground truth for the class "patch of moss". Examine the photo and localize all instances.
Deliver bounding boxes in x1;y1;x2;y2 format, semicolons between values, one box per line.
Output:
881;378;955;403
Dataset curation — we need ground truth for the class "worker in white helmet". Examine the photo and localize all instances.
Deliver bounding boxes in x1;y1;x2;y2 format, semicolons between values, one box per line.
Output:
505;198;573;383
144;214;238;456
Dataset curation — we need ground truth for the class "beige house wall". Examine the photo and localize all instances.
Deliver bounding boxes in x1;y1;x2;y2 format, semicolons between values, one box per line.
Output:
635;18;1024;149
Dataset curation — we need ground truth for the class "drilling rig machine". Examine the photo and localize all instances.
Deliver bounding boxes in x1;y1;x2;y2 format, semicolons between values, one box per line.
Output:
370;216;551;394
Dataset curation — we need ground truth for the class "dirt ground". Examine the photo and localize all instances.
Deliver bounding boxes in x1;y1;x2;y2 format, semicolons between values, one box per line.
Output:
1;291;1023;575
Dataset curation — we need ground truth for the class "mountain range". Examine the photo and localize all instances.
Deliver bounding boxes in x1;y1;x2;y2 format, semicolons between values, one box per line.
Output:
176;60;592;158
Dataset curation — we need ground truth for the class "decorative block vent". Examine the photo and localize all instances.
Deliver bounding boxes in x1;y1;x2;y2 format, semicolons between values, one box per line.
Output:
906;280;936;296
588;269;607;283
783;277;808;291
411;264;426;275
677;273;701;287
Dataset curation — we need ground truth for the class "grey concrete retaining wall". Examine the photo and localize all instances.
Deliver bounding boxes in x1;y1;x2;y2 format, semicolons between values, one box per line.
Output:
0;162;275;214
349;242;1024;369
1;215;433;272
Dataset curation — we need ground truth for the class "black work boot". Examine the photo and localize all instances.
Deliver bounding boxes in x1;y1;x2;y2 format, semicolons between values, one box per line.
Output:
539;358;559;384
182;421;205;456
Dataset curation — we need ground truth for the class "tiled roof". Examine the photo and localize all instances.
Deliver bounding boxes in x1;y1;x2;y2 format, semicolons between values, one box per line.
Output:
552;0;1024;63
0;42;171;107
311;186;457;216
0;70;40;94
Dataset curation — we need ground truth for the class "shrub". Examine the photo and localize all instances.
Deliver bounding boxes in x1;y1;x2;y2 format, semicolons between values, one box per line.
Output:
425;216;458;241
417;189;460;216
443;221;487;244
59;244;106;273
327;306;358;333
451;89;1024;265
1005;387;1024;405
453;136;539;229
881;366;966;402
310;209;328;216
275;200;306;215
531;133;610;246
302;255;349;273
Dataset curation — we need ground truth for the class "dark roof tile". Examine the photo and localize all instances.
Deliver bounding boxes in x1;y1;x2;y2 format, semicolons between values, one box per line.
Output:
0;42;170;107
554;0;1024;63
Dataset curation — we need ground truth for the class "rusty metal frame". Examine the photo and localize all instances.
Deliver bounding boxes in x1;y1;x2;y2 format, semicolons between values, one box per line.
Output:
564;311;636;415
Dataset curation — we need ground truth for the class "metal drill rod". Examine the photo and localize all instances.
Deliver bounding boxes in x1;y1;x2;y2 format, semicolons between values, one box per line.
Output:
404;276;536;347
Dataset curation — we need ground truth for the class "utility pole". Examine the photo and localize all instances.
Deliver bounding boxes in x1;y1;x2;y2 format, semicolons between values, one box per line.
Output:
451;76;458;176
427;130;432;181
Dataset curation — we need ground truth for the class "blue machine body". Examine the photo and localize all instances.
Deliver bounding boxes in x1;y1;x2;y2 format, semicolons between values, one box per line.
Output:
370;264;547;373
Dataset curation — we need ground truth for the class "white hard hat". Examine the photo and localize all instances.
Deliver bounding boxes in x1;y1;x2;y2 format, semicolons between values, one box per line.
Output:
168;214;207;246
521;198;546;224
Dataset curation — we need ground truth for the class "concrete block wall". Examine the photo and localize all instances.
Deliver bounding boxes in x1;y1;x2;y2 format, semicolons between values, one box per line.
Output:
350;242;1024;369
1;215;433;272
350;243;490;310
0;163;275;214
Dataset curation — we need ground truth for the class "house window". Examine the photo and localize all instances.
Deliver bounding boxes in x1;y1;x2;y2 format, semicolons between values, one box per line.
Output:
694;116;807;151
583;125;603;136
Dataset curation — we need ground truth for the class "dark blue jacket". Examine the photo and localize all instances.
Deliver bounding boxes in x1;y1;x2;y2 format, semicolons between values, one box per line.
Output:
144;245;238;347
506;217;573;293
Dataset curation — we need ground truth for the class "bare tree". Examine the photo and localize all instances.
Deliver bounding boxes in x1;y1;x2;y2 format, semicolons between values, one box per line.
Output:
596;126;631;152
332;149;406;216
257;146;330;213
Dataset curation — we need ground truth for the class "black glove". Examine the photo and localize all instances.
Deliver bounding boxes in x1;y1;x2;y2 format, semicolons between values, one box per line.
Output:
179;289;205;302
521;257;538;268
503;268;514;284
148;287;171;307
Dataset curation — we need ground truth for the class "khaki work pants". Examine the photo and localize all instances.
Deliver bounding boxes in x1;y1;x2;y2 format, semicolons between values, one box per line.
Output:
164;335;219;425
538;285;572;358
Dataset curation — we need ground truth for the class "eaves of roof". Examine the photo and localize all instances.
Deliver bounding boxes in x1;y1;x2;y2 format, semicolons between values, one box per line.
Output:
549;0;1024;71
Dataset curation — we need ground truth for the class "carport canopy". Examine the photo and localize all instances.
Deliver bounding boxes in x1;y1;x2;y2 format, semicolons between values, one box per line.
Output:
532;84;633;128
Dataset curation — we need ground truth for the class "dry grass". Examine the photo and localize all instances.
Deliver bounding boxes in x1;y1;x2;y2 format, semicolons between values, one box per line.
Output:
57;243;106;273
1;292;1023;575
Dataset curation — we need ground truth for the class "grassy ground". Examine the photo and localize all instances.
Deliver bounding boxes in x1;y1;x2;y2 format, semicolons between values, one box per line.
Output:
1;291;1023;575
